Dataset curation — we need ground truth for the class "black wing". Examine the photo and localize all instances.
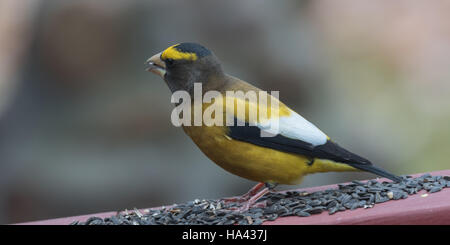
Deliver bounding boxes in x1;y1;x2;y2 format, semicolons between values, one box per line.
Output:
227;119;402;182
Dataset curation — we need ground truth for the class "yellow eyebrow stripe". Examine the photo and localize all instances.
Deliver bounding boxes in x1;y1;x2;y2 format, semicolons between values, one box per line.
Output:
161;44;198;61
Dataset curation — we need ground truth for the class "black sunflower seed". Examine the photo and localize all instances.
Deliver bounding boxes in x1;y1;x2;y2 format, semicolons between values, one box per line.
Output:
328;207;338;215
73;174;448;225
295;211;311;217
429;186;442;193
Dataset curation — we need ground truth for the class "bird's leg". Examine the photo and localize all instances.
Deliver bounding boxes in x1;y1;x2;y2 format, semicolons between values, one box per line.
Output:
221;182;266;203
228;182;278;212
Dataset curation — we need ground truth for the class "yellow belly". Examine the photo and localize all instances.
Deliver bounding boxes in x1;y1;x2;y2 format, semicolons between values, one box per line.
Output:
183;125;357;185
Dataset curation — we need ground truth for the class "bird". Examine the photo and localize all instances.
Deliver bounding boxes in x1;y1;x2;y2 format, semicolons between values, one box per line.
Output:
146;42;402;211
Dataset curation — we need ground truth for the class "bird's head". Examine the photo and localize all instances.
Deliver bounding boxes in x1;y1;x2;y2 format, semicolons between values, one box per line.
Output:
146;42;224;92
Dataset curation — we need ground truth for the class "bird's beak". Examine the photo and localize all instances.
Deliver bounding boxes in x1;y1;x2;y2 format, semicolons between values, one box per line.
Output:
146;52;166;78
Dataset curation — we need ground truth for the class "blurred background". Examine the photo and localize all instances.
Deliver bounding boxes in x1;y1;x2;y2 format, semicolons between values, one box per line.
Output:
1;0;449;224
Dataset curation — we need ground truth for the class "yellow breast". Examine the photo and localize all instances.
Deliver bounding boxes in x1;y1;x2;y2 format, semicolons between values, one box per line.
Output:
181;98;356;185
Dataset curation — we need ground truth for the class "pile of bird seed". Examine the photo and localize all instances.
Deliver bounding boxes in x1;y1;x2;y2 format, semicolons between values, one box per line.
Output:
72;174;450;225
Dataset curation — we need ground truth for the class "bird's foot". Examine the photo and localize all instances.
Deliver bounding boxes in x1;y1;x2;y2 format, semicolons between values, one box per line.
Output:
221;182;265;204
225;184;273;212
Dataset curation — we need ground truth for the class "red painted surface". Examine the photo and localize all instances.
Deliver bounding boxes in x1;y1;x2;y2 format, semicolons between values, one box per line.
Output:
16;169;450;225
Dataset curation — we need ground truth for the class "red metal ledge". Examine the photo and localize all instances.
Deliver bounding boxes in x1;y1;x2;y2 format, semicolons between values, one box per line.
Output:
16;170;450;225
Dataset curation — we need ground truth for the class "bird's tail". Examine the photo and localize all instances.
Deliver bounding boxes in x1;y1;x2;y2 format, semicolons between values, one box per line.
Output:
347;163;402;183
313;140;402;182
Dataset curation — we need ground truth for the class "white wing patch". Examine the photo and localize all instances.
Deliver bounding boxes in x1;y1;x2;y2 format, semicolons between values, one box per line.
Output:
258;109;328;146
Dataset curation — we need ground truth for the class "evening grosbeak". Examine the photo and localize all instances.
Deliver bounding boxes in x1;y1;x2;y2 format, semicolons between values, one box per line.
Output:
146;42;401;211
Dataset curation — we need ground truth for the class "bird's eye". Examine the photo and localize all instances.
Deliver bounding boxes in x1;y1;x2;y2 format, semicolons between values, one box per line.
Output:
165;58;174;66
